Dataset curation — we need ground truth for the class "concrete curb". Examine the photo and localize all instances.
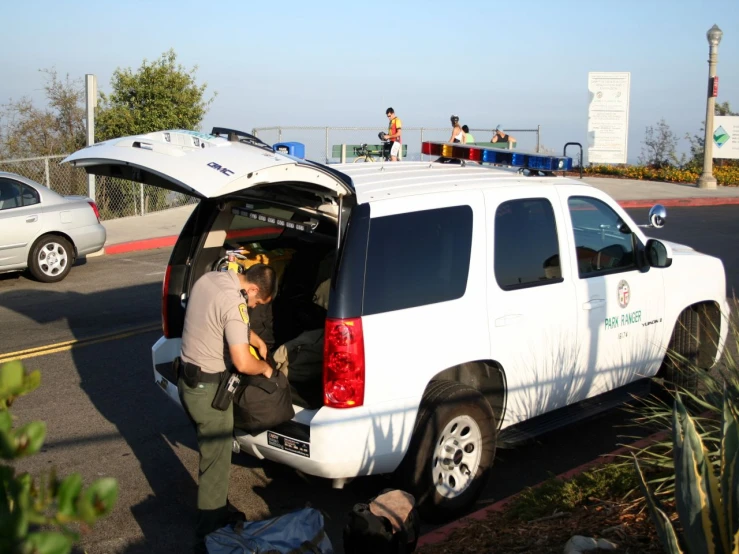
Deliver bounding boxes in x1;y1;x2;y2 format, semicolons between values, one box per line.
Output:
416;429;669;549
97;197;739;256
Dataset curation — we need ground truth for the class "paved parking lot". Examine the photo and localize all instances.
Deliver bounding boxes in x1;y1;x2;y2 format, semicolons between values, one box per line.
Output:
1;206;737;553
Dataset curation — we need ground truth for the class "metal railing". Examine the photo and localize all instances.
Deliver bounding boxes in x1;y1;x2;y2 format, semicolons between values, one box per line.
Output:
0;124;540;220
0;154;196;221
252;125;541;163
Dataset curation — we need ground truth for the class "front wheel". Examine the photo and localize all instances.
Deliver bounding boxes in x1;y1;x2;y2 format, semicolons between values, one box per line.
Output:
28;235;74;283
399;381;496;522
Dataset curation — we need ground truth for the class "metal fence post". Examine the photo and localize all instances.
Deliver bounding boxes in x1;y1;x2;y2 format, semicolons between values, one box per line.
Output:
140;183;145;215
85;74;97;201
278;127;282;142
536;125;541;153
44;157;50;189
325;127;329;164
341;144;347;164
420;128;424;161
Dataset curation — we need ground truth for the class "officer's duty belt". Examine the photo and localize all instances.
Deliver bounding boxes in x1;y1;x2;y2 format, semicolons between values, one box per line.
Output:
174;357;224;385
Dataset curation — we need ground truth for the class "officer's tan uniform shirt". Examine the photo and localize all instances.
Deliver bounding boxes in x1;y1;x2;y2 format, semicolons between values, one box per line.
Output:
180;271;250;374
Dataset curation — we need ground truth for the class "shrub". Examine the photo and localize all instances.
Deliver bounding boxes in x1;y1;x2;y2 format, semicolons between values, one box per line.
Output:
0;360;118;554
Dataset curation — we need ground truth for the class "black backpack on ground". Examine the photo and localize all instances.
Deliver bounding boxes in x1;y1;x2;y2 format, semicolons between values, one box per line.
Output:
343;489;420;554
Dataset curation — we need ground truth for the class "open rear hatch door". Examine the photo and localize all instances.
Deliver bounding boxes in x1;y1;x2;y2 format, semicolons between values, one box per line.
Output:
63;129;354;206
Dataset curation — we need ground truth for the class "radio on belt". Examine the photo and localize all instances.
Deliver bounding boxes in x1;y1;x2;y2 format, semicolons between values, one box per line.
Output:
273;142;305;159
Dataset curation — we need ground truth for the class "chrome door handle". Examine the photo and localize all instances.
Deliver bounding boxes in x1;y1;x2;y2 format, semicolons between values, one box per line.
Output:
494;314;524;327
582;299;606;310
26;216;38;223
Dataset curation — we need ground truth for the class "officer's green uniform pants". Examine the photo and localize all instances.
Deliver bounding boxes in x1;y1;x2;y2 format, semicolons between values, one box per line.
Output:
178;377;234;540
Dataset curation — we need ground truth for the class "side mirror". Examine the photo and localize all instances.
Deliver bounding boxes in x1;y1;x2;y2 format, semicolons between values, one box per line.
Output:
648;204;666;228
645;239;672;268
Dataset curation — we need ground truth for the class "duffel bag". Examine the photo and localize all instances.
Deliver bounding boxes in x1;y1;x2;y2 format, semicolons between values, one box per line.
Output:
343;489;420;554
206;507;333;554
233;369;295;435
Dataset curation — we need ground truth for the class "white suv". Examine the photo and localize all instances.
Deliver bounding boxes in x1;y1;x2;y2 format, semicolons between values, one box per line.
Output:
65;129;729;521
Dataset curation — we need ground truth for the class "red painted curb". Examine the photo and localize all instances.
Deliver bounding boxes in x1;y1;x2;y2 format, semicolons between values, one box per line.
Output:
104;235;178;255
416;429;669;549
618;197;739;208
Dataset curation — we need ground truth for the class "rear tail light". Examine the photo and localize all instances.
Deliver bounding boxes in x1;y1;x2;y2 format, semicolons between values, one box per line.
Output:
162;265;172;338
323;318;365;408
88;201;100;222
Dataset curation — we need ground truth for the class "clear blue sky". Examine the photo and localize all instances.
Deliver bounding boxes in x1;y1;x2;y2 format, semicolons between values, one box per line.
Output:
3;0;738;162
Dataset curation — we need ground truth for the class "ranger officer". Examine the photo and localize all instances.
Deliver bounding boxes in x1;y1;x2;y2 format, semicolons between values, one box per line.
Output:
177;263;276;551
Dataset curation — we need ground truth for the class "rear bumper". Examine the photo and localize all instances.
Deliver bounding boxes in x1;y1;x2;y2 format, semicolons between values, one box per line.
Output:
71;223;107;256
152;335;417;480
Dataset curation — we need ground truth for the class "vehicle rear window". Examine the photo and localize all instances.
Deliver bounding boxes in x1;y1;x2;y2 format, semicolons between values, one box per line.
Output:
363;205;473;315
494;198;562;290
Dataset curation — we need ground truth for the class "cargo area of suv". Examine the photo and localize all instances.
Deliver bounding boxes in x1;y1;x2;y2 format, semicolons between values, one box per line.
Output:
163;197;341;410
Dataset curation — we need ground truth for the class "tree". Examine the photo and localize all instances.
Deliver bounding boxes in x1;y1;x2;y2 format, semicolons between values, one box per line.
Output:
95;49;215;216
638;119;683;169
0;69;86;159
96;49;215;142
686;101;738;168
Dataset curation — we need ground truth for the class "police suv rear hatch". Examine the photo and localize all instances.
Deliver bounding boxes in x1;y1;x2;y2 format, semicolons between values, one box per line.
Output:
63;129;355;210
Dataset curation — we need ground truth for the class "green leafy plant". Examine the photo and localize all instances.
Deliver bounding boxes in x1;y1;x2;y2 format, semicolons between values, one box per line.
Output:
0;360;118;554
635;393;739;554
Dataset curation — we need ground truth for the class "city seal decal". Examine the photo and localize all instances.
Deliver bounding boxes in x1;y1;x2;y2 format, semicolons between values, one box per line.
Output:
617;280;630;309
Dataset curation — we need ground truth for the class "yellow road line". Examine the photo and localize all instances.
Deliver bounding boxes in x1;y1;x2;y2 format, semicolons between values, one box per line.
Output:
0;323;161;364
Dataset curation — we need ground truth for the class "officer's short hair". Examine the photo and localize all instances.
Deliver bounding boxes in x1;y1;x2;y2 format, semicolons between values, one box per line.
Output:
245;264;277;300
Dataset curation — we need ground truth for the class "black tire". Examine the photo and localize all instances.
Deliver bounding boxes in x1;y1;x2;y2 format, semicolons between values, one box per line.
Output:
661;307;702;393
28;235;74;283
399;381;496;523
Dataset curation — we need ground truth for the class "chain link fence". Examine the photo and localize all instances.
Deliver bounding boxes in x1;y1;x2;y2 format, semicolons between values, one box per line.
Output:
252;126;541;163
0;155;196;221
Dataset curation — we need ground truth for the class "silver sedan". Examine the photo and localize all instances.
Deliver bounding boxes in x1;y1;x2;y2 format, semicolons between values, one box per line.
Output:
0;172;106;282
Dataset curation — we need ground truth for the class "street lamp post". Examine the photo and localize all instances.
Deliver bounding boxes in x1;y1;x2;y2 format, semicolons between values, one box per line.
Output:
697;24;723;189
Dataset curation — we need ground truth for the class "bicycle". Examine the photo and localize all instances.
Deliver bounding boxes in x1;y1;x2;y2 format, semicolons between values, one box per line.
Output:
353;143;386;163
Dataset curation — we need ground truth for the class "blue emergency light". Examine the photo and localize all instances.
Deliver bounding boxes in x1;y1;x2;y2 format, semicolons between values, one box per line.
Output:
422;142;572;172
273;142;306;159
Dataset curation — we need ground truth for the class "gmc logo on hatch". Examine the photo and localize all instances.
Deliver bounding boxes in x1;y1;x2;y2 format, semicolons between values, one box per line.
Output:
207;162;235;177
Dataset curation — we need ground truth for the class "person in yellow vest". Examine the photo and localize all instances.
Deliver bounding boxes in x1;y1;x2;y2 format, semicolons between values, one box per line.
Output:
463;125;475;144
382;107;403;161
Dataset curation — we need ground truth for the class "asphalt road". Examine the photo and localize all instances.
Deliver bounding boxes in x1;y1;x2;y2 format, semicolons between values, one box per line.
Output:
1;206;737;553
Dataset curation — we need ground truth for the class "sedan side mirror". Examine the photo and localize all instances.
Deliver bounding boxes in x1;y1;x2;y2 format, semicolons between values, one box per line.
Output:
645;239;672;268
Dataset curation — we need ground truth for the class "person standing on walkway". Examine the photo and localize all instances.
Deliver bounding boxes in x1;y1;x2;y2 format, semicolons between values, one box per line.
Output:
382;107;403;161
449;115;466;143
491;126;516;146
177;263;276;552
462;125;475;144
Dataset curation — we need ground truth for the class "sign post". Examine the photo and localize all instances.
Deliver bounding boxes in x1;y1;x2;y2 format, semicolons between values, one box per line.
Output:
587;72;631;165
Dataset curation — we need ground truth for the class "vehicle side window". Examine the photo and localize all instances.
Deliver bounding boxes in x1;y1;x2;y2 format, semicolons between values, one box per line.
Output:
0;179;22;211
21;185;39;207
363;205;473;315
494;198;562;290
568;196;636;278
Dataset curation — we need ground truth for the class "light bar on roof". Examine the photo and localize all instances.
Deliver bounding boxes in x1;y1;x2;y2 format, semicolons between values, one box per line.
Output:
421;141;572;172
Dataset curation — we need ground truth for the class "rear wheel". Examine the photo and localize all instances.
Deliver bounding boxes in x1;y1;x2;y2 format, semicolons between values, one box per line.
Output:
28;235;74;283
399;381;496;522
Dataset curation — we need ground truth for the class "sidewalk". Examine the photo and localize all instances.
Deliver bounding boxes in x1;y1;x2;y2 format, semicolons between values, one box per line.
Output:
95;178;739;256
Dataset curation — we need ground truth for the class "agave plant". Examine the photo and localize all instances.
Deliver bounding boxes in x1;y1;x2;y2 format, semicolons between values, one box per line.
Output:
635;393;739;553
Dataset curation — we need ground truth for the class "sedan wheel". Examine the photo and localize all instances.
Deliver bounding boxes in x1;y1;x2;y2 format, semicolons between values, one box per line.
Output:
29;236;74;283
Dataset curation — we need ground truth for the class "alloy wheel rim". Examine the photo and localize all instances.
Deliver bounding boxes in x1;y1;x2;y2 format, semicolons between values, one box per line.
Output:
431;415;482;499
38;242;68;277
